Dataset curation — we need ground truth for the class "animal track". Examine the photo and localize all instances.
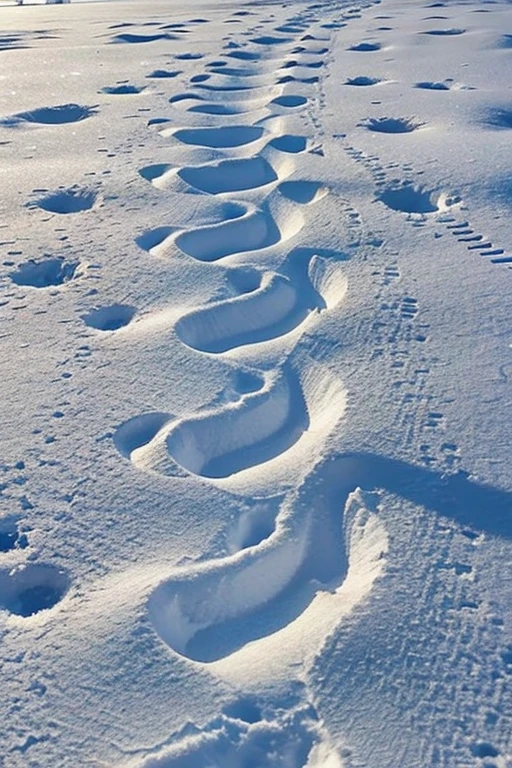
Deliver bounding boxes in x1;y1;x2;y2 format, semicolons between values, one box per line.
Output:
33;187;98;215
441;217;512;264
0;563;69;617
9;258;81;288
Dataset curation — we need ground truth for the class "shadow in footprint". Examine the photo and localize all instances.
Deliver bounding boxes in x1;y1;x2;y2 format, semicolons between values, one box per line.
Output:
363;116;424;133
10;258;80;288
34;187;98;214
172;125;264;148
422;28;465;35
151;445;512;662
101;84;145;95
0;564;69;617
0;518;28;553
268;134;308;153
81;304;136;331
484;107;512;130
377;183;460;213
271;95;307;108
349;41;382;51
415;80;450;90
1;103;96;127
346;76;383;86
114;412;171;459
147;69;181;79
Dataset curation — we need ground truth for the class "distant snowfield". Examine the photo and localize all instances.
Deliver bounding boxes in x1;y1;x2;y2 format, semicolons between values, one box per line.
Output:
0;0;511;765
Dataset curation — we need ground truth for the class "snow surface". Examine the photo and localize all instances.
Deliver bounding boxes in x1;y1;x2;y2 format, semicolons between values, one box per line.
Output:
0;0;511;765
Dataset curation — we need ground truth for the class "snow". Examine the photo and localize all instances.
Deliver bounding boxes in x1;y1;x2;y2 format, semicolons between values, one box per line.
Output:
0;0;511;765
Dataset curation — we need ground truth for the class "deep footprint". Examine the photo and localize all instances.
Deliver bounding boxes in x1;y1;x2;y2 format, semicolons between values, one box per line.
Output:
363;116;424;133
2;103;96;126
175;255;345;353
174;203;303;261
10;258;80;288
0;564;69;617
81;304;136;331
34;187;98;214
170;125;265;149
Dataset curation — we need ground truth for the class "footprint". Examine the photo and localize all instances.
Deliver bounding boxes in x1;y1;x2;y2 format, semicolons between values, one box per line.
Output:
268;134;309;153
175;255;346;353
415;80;450;90
378;183;459;214
495;34;512;49
169;91;275;116
168;157;276;194
277;180;328;204
146;156;286;195
100;83;146;95
484;108;512;130
128;701;338;768
226;49;261;61
114;412;172;460
1;103;96;127
175;52;204;60
121;359;347;498
128;694;342;768
81;304;136;331
362;116;424;133
168;125;265;149
0;563;69;618
345;76;383;86
348;41;382;51
281;58;324;69
112;32;175;44
0;518;28;553
147;484;384;663
270;95;308;108
33;187;98;214
277;74;319;85
9;258;81;288
421;27;465;36
250;35;294;45
146;69;181;79
206;65;265;78
173;201;303;262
